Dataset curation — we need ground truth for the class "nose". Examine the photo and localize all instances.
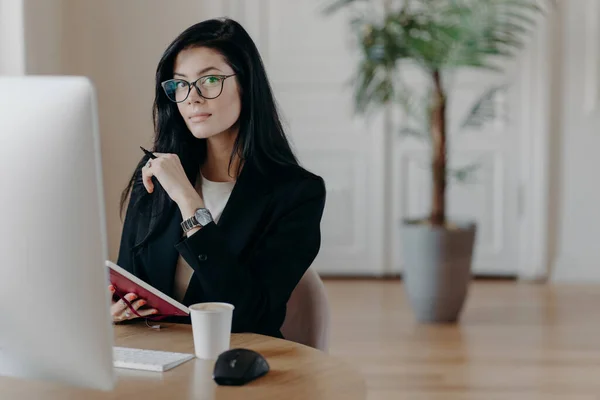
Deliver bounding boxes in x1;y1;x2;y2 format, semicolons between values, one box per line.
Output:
187;83;205;104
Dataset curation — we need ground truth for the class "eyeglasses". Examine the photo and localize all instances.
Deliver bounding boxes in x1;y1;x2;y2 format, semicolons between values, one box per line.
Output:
161;74;236;103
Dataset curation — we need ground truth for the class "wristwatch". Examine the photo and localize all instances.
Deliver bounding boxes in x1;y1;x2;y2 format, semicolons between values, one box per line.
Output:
181;208;213;233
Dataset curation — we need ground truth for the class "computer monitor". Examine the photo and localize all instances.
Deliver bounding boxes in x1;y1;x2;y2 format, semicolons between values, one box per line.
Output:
0;76;115;391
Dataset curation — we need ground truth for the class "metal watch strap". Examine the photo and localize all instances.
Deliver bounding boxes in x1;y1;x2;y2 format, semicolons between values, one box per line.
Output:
181;215;200;233
181;208;213;233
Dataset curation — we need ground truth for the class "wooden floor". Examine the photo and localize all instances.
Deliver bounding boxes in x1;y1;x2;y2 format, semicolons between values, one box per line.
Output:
323;280;600;400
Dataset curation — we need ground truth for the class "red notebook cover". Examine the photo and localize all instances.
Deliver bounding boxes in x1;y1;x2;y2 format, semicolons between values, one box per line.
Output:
106;260;189;318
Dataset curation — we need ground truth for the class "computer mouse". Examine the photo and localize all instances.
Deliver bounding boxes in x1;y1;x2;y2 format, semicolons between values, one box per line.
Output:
212;348;270;386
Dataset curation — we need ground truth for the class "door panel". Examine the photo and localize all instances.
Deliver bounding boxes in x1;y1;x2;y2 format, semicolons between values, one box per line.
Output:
203;0;529;277
236;0;387;275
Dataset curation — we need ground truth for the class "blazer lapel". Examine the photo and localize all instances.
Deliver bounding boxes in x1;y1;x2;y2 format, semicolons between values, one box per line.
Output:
215;159;274;258
141;159;274;297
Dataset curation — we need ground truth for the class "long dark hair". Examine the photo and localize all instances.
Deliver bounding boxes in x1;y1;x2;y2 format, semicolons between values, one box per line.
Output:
120;18;298;245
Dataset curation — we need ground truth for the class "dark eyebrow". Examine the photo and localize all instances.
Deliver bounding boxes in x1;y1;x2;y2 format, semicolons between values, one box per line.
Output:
173;67;223;78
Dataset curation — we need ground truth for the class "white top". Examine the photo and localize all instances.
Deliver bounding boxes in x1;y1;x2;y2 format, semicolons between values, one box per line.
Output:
173;174;235;302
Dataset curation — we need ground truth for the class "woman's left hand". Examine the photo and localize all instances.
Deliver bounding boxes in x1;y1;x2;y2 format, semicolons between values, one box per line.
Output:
142;153;201;207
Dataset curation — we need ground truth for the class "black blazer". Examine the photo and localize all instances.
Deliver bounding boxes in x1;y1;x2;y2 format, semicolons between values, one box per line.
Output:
116;159;326;339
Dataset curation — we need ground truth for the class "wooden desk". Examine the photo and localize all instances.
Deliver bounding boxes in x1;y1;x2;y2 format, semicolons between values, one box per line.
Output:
1;323;366;399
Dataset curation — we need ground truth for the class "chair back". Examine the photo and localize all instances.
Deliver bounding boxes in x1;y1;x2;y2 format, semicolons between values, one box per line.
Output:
281;268;330;352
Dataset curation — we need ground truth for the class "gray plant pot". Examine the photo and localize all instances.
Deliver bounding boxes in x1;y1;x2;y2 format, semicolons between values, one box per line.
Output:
401;219;477;323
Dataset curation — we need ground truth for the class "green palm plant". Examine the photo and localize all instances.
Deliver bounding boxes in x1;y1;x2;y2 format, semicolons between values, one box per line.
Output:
324;0;554;227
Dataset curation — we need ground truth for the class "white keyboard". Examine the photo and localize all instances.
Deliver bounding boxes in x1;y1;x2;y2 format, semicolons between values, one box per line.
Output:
113;347;195;372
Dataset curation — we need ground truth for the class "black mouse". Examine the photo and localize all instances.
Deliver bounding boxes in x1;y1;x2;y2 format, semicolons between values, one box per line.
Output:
212;348;270;386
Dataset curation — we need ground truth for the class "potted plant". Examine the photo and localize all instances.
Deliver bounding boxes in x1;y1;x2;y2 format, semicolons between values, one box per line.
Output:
324;0;553;323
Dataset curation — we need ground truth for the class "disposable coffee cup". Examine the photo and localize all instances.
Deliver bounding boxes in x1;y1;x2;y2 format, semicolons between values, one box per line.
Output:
189;302;234;360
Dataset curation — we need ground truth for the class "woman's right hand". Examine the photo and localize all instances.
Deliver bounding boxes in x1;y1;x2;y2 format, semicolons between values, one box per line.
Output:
109;285;158;322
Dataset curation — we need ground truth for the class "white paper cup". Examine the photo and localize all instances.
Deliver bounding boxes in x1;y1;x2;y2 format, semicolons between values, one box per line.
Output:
189;302;234;360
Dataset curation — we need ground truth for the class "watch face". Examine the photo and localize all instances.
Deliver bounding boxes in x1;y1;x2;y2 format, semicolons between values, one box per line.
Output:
194;208;213;225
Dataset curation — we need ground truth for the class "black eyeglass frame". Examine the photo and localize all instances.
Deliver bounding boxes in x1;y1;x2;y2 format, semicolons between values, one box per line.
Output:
161;74;236;103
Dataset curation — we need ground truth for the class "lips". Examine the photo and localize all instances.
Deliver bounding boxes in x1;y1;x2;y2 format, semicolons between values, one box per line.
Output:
189;113;211;123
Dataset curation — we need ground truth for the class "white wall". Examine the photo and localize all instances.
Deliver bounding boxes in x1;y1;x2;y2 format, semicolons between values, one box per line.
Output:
59;0;216;262
550;0;600;282
0;0;63;75
0;0;25;74
52;0;232;262
6;0;600;282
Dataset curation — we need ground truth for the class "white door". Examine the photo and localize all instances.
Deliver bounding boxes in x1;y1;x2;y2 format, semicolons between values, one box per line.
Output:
203;0;550;278
388;71;522;277
221;0;388;276
388;33;552;278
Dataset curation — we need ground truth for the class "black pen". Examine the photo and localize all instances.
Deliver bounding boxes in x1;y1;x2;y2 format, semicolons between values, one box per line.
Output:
140;146;157;159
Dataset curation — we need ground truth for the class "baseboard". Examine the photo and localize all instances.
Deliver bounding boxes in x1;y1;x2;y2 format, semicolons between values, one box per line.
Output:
320;274;517;281
320;275;401;281
472;275;518;281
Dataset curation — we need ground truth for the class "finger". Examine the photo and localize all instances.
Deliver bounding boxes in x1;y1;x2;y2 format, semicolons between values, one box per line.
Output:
119;304;153;321
142;165;155;193
153;153;178;162
119;308;136;321
111;298;127;315
137;308;159;318
130;299;147;311
111;293;137;315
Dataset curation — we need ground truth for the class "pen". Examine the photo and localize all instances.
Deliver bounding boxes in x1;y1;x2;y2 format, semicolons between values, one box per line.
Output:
140;146;157;159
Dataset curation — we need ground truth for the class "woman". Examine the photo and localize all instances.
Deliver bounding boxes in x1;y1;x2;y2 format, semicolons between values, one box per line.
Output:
110;18;326;339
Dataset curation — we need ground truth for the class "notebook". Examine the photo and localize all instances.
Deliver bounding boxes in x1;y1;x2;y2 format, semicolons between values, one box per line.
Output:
106;260;190;318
